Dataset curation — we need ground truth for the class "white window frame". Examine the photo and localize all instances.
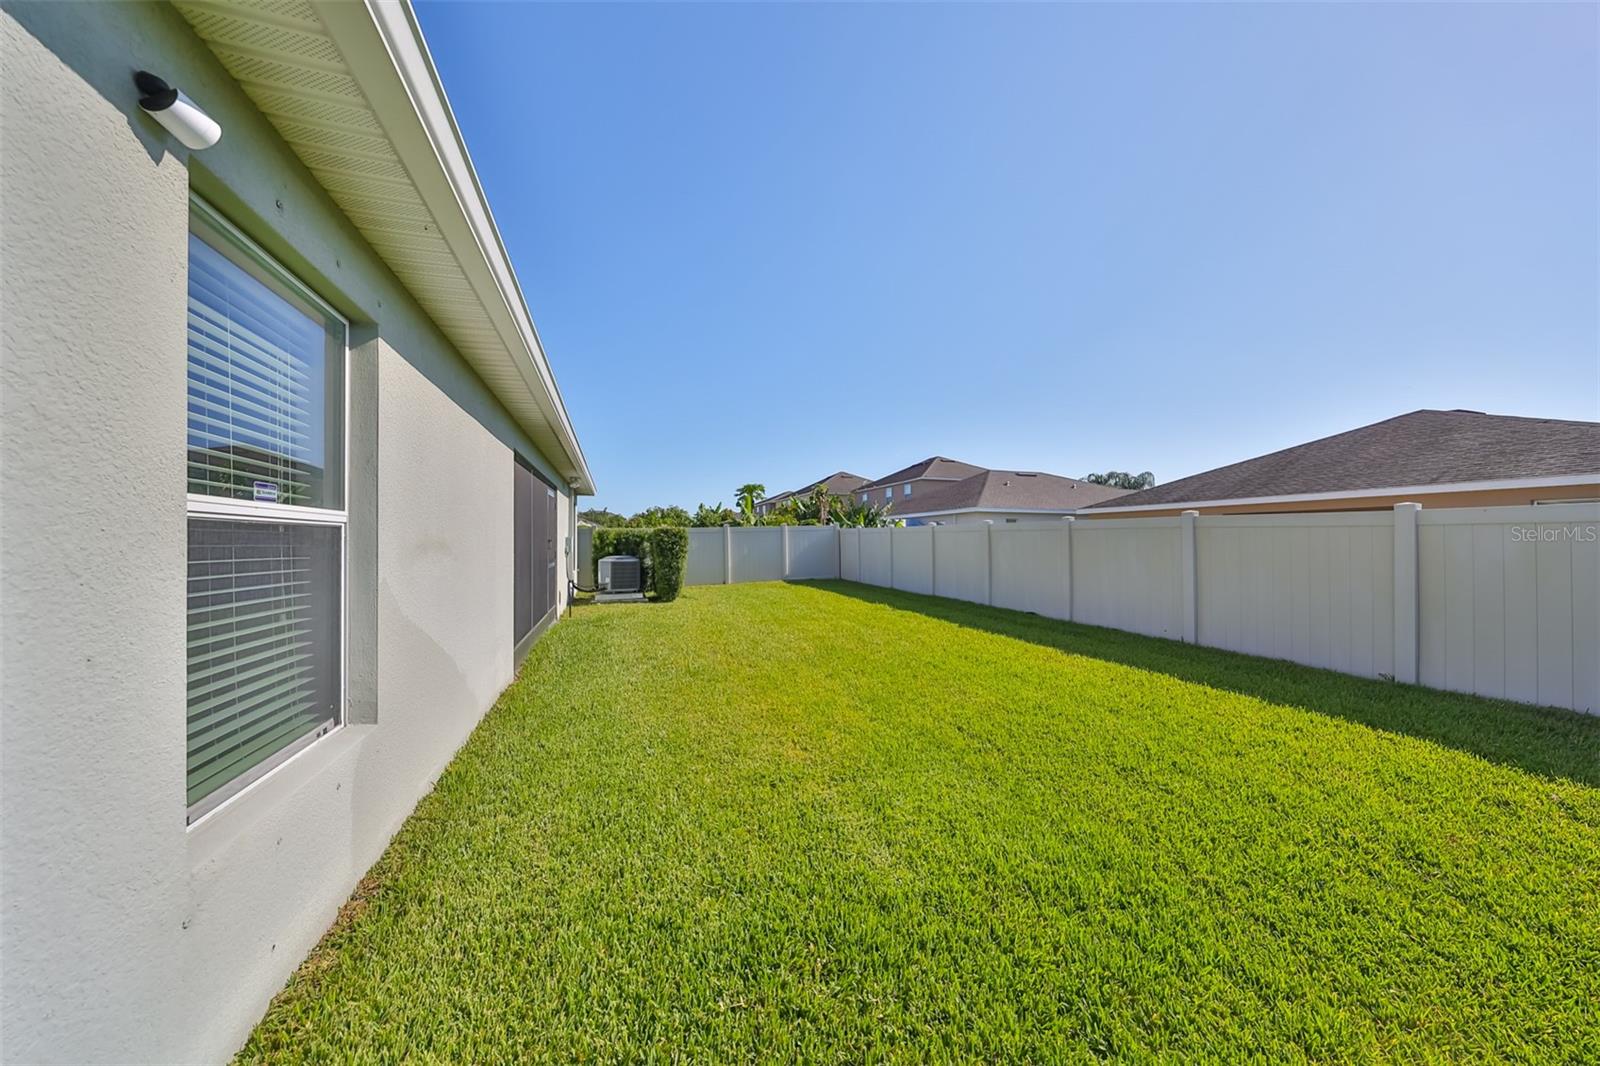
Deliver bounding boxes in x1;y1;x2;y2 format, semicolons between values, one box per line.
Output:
885;487;893;501
186;195;350;828
903;483;912;497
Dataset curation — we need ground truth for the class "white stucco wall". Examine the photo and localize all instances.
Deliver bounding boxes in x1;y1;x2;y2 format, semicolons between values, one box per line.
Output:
1;5;578;1062
1;9;193;1060
377;344;515;740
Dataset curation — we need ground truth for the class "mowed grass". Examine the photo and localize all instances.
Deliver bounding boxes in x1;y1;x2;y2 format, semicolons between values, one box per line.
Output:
239;581;1600;1064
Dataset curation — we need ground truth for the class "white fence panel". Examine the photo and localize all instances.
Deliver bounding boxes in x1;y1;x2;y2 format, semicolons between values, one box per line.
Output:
1071;518;1184;639
840;528;861;582
788;526;841;579
685;528;725;585
731;526;785;583
859;529;893;587
1196;513;1395;679
991;522;1072;619
646;504;1597;716
933;525;989;604
1418;505;1599;712
891;526;934;595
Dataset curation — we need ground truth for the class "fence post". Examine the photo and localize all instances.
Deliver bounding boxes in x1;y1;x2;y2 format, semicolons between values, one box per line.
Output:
723;524;733;585
1180;510;1199;643
1393;502;1421;684
1062;516;1074;622
782;524;791;580
984;521;994;606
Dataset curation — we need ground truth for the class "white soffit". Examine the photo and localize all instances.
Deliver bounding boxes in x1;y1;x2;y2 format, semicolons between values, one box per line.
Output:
172;0;594;493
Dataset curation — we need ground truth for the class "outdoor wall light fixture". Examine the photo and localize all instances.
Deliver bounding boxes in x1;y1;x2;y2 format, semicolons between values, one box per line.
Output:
134;70;222;150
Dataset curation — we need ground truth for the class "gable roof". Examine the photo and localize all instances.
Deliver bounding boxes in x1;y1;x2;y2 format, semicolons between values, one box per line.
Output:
1088;410;1600;511
860;456;986;490
174;0;594;493
759;471;870;508
895;470;1132;516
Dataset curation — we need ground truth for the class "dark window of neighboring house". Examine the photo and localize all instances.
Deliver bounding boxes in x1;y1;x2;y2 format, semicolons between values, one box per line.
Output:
185;197;346;824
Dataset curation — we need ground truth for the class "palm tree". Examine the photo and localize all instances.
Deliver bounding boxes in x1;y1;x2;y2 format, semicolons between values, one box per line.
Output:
736;483;766;525
810;483;833;525
732;480;764;521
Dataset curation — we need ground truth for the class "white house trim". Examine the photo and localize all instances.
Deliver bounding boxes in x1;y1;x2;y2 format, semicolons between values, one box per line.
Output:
1082;474;1600;515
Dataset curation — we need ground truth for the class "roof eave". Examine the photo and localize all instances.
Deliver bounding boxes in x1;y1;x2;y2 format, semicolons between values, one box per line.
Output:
318;0;595;494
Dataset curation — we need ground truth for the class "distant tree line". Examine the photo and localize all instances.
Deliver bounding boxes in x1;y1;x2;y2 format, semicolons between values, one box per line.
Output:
1084;470;1156;490
581;480;895;529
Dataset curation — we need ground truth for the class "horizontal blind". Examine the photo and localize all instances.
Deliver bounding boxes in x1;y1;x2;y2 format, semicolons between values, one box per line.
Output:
187;520;340;811
187;230;338;508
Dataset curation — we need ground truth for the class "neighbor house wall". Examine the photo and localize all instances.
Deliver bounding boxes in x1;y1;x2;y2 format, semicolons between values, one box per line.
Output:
1;4;573;1062
904;510;1073;525
1081;483;1600;519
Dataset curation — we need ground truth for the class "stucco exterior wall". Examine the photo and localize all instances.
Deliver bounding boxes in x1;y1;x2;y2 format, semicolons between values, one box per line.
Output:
1;4;575;1062
1;8;193;1060
377;343;515;747
1078;483;1600;519
906;510;1073;525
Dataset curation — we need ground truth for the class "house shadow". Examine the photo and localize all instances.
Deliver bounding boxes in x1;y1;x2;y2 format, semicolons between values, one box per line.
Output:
798;580;1600;790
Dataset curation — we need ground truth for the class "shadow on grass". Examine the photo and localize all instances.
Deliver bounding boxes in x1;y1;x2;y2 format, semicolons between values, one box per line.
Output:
801;579;1600;790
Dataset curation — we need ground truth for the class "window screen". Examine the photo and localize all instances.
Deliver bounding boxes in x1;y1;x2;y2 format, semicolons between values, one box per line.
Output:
187;519;340;812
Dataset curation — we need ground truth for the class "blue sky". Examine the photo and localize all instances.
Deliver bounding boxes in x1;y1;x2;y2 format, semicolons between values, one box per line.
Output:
416;1;1598;515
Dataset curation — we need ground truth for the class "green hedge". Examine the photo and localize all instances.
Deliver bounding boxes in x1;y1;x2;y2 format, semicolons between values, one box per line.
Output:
647;526;688;602
590;525;687;601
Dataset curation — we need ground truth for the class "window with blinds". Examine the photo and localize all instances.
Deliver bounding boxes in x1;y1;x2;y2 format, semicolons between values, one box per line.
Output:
188;215;343;510
186;199;347;823
187;520;340;810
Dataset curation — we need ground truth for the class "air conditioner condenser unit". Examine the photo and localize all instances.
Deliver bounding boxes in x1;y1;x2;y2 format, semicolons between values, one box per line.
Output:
596;555;645;602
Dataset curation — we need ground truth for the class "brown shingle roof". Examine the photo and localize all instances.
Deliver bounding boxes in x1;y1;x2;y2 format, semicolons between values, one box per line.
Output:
1087;410;1600;509
859;456;986;490
759;471;870;508
895;470;1132;516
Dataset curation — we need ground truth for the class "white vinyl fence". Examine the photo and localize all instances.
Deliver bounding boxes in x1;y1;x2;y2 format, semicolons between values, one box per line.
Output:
682;503;1600;715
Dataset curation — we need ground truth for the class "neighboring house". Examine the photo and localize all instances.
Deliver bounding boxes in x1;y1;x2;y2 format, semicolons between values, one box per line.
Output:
1084;410;1600;517
854;456;988;508
3;3;593;1062
756;471;870;516
895;470;1133;524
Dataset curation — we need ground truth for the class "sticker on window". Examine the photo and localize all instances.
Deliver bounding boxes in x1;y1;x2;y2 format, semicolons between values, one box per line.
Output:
252;481;280;503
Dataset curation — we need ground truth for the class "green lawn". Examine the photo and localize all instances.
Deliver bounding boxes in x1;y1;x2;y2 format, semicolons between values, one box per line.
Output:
239;581;1600;1063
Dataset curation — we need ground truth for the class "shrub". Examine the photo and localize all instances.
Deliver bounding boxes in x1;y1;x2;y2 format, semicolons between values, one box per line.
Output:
591;525;687;601
647;526;688;602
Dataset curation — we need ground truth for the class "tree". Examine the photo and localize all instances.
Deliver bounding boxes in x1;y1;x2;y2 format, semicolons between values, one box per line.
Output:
628;505;691;527
735;483;766;526
1085;470;1156;490
691;502;738;527
834;495;893;527
579;508;628;527
809;483;834;525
